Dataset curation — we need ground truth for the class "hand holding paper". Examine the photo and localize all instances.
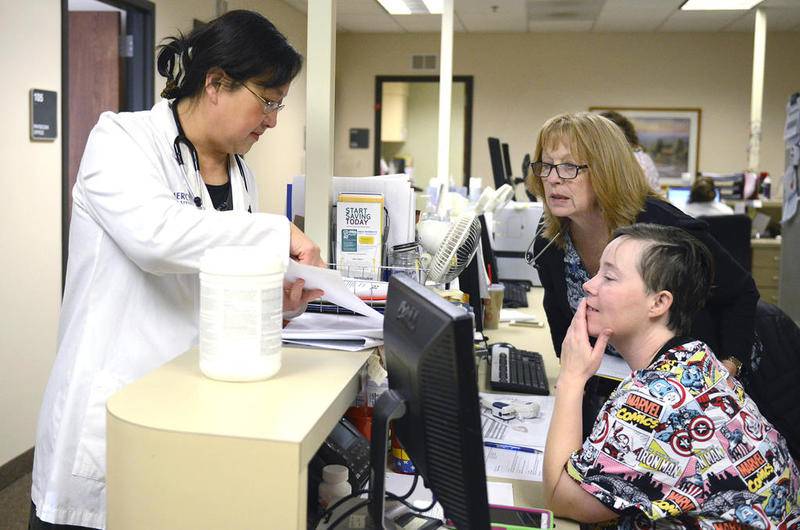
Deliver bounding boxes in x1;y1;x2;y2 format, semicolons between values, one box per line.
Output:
285;260;383;321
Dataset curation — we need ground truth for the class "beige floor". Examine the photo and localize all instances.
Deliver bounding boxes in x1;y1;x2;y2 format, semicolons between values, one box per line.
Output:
0;472;31;530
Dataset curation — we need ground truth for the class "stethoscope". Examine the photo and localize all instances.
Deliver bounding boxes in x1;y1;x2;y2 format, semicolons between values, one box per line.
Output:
171;101;250;211
524;223;561;269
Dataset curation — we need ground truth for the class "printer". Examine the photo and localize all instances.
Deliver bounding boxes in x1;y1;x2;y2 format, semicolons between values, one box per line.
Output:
491;202;543;286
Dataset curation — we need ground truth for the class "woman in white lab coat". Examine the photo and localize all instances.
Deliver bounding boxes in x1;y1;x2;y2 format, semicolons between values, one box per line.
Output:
30;11;322;529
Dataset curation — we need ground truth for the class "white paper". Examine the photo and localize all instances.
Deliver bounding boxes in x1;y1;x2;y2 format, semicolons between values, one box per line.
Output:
484;445;544;482
342;278;388;300
286;260;383;321
480;392;555;449
499;309;538;323
332;175;416;251
384;472;515;520
596;353;631;381
782;166;798;222
282;338;382;351
282;313;383;339
290;175;305;219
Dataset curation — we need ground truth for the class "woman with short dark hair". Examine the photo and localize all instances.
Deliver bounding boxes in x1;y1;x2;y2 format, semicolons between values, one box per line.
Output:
543;223;800;528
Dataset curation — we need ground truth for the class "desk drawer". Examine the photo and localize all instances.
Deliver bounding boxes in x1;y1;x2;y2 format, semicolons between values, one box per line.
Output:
752;266;780;288
758;287;780;305
751;248;780;269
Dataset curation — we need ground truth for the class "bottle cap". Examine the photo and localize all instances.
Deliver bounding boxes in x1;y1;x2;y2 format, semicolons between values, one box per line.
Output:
322;464;349;484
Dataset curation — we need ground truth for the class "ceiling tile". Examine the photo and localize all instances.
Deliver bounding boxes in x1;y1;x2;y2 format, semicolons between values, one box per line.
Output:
336;14;404;32
282;0;800;33
458;13;528;32
393;14;464;32
527;20;595;32
660;10;746;31
721;9;800;31
527;0;605;23
594;0;679;31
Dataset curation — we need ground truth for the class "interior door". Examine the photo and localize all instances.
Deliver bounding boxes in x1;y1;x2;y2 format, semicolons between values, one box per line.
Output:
67;11;120;225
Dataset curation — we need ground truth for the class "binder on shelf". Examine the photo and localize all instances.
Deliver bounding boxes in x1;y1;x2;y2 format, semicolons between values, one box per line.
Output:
336;192;384;280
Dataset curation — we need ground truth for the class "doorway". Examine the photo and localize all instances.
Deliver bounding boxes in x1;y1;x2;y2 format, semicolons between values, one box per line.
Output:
374;75;473;189
61;0;154;284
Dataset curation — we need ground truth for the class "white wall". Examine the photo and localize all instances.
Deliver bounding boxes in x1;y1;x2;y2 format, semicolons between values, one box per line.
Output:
0;0;62;467
153;0;307;217
334;31;800;195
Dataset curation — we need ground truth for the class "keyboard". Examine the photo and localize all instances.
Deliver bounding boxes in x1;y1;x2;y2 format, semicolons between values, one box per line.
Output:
502;281;529;309
489;343;549;395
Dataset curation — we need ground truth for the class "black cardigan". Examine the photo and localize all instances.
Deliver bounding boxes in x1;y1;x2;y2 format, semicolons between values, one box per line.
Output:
532;198;759;365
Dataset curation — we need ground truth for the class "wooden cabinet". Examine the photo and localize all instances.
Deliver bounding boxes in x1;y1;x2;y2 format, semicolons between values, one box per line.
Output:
751;238;781;304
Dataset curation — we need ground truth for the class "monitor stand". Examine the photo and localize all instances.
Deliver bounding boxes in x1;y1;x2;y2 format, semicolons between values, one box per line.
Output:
368;389;408;529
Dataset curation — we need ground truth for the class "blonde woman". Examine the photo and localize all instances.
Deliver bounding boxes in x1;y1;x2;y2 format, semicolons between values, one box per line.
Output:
526;113;758;432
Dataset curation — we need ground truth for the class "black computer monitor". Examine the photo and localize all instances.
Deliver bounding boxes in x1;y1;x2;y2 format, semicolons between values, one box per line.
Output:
501;143;514;182
369;274;490;529
488;137;508;190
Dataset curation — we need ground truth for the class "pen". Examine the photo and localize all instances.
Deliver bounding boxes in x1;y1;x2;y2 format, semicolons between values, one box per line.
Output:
484;441;542;454
509;320;544;328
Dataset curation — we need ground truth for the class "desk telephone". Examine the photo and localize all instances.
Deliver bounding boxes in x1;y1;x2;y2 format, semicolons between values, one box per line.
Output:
308;417;371;522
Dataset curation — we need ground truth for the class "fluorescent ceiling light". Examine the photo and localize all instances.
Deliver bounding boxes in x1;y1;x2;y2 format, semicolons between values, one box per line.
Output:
681;0;763;10
376;0;441;15
421;0;443;14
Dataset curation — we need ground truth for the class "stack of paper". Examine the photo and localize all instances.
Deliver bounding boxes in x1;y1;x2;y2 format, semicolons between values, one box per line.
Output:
290;174;416;253
282;313;383;351
282;260;384;351
480;392;555;482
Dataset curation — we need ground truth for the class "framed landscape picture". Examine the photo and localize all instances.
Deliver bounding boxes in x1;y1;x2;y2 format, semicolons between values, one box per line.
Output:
590;107;701;180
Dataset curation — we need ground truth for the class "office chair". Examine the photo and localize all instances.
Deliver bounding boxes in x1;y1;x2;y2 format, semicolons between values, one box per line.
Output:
699;214;752;272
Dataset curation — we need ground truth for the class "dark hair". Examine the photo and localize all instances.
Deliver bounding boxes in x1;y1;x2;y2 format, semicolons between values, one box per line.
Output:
689;176;717;203
599;110;640;148
157;10;303;100
611;223;714;335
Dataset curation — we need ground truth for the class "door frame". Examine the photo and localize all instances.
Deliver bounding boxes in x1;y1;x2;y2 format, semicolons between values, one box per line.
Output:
374;75;474;187
61;0;155;286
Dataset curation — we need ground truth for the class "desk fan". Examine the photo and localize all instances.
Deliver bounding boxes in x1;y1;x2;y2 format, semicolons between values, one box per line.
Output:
418;184;513;284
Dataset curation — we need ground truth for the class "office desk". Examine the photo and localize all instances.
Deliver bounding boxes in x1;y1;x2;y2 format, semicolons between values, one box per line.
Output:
106;289;579;529
480;288;579;530
106;346;370;530
751;238;781;304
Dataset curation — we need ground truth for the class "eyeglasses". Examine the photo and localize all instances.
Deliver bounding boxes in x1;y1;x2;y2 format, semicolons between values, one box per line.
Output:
529;161;589;180
241;83;285;114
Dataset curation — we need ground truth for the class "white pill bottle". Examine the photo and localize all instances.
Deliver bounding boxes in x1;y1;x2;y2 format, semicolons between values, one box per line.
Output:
199;246;285;382
318;464;352;509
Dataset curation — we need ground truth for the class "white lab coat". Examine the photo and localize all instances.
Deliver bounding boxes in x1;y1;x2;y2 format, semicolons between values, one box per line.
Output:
31;100;291;528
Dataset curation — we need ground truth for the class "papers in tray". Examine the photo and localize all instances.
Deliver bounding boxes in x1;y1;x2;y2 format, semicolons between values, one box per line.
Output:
286;260;383;321
283;260;384;351
282;313;383;351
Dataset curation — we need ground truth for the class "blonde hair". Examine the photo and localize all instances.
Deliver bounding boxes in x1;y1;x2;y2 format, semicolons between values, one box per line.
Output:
527;112;658;246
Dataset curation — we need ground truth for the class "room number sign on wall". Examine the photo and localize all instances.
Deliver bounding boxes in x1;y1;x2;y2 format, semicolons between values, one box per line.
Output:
30;89;58;141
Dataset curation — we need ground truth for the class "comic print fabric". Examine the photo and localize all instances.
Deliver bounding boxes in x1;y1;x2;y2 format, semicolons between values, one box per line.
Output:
567;338;800;529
